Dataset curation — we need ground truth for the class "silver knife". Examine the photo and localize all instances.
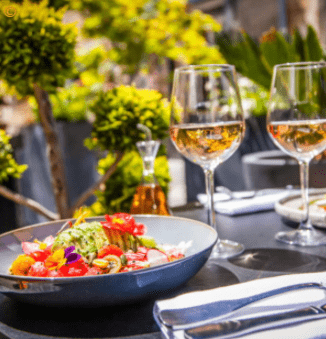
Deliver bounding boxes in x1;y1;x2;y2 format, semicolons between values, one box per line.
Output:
154;272;326;332
184;305;326;339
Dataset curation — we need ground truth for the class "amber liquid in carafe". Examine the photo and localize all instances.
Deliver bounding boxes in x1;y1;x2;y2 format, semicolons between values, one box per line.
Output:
130;139;170;216
130;184;170;215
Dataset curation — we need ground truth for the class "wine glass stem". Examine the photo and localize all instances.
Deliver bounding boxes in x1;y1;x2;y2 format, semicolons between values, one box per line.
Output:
298;159;313;230
204;168;218;234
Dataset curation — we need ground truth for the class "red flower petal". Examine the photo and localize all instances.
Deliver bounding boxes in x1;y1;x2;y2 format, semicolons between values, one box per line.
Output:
101;213;147;236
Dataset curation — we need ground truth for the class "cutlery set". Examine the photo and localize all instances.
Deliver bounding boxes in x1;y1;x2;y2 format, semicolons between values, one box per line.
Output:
154;272;326;339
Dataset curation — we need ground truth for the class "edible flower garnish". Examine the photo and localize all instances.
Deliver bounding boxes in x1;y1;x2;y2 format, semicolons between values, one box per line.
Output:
34;240;48;250
101;213;147;236
10;255;35;276
45;249;66;270
64;246;81;265
22;236;54;255
73;208;90;227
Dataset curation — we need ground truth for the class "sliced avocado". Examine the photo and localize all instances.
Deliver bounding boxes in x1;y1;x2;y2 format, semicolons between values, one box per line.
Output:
138;235;157;249
52;221;108;259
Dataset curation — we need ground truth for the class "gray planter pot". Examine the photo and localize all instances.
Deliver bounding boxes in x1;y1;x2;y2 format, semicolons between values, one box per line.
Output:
14;121;99;226
242;150;326;190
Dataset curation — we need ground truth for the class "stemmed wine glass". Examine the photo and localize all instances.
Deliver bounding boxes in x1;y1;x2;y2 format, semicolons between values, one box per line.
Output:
170;64;245;259
267;62;326;246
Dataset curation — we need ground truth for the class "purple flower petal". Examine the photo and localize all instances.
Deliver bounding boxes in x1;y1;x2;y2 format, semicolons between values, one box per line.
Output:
64;246;82;265
66;253;81;265
64;246;75;257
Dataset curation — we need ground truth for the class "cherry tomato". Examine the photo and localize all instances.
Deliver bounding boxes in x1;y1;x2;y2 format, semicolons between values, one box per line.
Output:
97;245;123;258
29;249;51;262
59;259;88;277
47;270;65;278
28;263;50;277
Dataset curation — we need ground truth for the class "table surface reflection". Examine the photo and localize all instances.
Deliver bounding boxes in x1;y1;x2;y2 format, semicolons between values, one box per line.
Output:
1;208;326;339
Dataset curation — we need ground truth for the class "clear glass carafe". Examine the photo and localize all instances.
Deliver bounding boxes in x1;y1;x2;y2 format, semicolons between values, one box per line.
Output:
130;140;170;215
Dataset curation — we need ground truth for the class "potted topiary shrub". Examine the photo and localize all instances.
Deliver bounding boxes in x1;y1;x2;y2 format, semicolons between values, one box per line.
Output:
80;85;171;216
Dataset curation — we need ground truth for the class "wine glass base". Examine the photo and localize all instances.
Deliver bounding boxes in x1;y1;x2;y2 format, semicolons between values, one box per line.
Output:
209;239;245;259
275;229;326;247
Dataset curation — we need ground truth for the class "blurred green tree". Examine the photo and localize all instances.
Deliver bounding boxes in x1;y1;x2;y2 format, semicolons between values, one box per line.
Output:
72;0;224;77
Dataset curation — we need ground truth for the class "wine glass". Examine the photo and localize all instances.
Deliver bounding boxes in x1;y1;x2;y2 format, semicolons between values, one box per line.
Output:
170;64;245;259
267;61;326;246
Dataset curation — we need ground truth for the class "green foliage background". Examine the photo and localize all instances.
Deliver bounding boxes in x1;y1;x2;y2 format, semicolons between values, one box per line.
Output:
29;82;93;122
29;46;109;122
215;26;325;92
215;26;326;117
0;0;77;96
10;0;68;10
72;0;224;74
0;130;27;184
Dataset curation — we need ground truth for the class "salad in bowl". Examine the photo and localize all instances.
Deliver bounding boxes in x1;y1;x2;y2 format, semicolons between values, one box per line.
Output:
0;214;216;306
9;213;191;278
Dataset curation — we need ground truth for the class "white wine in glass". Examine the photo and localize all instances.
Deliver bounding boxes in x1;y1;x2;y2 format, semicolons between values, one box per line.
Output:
267;61;326;246
170;64;245;259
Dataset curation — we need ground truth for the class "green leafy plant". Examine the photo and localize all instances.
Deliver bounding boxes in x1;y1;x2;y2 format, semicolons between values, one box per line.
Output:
0;0;107;221
85;85;170;153
0;130;27;184
0;0;77;96
215;26;325;92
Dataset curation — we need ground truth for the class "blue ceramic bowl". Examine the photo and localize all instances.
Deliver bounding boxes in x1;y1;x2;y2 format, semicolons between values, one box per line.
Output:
0;215;216;307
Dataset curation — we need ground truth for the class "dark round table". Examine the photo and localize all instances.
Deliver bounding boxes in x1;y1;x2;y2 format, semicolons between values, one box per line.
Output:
1;208;326;339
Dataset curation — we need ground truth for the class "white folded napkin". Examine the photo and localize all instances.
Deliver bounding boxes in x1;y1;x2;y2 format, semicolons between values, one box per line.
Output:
153;272;326;339
197;189;293;216
214;191;291;215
